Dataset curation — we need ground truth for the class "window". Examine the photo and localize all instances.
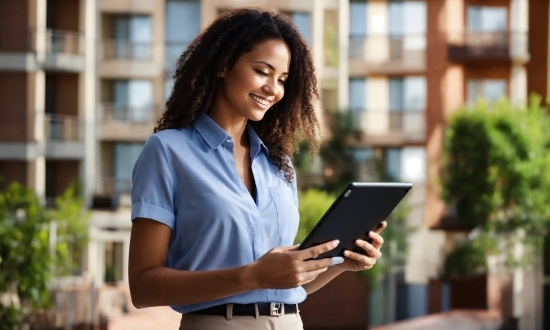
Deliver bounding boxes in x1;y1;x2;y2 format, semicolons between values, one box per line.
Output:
350;2;368;37
389;1;426;50
349;78;367;112
104;242;124;283
385;147;426;182
467;79;507;105
389;77;426;111
290;12;312;46
468;6;507;32
113;143;143;194
166;0;201;66
112;15;152;59
112;80;153;121
349;2;368;57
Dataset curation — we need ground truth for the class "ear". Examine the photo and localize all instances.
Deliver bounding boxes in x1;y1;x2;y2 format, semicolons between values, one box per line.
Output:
217;68;226;78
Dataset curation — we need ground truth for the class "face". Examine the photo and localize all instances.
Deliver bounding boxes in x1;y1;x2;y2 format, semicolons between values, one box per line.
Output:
214;39;291;122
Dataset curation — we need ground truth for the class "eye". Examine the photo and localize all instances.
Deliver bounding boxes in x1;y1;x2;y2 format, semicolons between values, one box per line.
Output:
254;69;269;77
278;79;286;85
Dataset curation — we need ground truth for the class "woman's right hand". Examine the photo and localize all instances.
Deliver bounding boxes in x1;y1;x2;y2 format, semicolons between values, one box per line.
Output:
244;240;340;290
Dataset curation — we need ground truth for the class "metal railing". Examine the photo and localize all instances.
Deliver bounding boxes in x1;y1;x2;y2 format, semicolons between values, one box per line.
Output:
29;29;84;54
349;109;425;135
447;30;528;59
102;39;152;59
100;103;161;123
349;34;426;60
44;114;81;141
97;177;132;198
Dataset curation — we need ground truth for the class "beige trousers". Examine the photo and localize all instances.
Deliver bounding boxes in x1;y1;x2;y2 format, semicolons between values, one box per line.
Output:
179;304;304;330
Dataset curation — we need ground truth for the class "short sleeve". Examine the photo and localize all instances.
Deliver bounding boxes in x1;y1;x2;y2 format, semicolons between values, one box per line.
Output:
131;134;176;229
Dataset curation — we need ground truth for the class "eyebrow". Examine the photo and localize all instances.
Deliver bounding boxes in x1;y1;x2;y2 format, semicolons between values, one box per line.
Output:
254;61;289;75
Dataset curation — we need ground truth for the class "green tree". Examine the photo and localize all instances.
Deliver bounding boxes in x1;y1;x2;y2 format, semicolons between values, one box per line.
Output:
441;95;550;275
0;182;89;328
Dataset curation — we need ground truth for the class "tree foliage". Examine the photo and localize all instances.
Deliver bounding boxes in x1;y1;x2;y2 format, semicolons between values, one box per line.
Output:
0;182;89;328
441;95;550;275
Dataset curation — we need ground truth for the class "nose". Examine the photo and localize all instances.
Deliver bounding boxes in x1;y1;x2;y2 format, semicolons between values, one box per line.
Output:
262;78;279;97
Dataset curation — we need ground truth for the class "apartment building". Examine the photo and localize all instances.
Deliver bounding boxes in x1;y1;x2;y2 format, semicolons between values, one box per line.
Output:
0;0;546;327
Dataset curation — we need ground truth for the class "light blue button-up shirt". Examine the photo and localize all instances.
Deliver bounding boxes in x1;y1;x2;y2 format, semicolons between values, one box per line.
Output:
131;112;305;314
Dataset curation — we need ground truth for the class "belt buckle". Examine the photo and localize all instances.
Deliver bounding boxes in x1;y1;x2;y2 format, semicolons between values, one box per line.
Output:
270;302;285;316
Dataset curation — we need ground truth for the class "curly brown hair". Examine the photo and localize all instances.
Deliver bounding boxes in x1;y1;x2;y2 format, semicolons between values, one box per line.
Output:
155;7;320;182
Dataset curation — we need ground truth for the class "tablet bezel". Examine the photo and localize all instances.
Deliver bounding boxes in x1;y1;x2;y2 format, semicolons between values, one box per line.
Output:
297;182;412;259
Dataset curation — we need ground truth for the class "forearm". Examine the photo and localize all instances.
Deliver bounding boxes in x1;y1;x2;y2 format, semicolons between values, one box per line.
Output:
130;265;257;308
302;266;345;295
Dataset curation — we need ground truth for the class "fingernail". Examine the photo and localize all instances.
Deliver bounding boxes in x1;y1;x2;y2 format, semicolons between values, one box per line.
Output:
344;251;350;257
333;240;340;247
330;257;344;266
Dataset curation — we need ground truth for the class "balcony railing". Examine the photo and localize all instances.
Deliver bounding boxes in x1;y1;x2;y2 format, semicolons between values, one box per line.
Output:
29;29;84;55
98;177;132;197
102;39;152;59
100;103;161;123
348;109;425;143
447;30;528;62
44;114;81;141
349;34;426;60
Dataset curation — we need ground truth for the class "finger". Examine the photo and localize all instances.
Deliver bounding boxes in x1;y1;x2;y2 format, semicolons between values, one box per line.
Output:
375;221;387;234
343;250;377;269
355;239;382;259
299;267;329;285
272;244;300;253
295;240;339;261
368;231;385;249
301;257;334;271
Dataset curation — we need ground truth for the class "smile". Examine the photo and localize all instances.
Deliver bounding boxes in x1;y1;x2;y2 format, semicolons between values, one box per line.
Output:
250;94;272;106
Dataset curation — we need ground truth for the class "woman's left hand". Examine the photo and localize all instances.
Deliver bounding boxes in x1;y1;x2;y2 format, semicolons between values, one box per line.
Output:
336;221;387;272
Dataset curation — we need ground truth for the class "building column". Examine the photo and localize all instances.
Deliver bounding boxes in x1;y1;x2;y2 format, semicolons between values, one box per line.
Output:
509;0;528;106
338;0;349;110
81;0;97;207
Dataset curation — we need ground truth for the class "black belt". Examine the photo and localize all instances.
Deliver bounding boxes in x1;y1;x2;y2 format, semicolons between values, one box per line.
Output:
190;303;298;316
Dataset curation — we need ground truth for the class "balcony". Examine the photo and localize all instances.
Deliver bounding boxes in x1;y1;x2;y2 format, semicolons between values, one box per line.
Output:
349;35;426;75
102;39;152;60
97;103;160;141
0;29;85;71
42;114;85;159
93;177;132;209
44;114;82;141
99;40;161;78
348;109;426;146
447;31;529;63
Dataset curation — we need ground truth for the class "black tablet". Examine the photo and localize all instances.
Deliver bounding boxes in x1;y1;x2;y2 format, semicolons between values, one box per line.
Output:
298;182;412;259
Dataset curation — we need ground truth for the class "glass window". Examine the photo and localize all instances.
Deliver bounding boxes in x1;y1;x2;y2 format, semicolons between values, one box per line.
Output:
350;2;368;37
389;1;426;36
468;6;507;31
291;12;312;46
349;78;367;112
113;143;143;194
467;79;507;105
113;80;153;121
166;0;201;66
384;147;426;182
113;15;152;58
389;76;426;111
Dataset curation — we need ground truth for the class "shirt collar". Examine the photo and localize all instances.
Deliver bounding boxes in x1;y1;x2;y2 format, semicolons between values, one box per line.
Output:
192;112;230;150
192;112;268;153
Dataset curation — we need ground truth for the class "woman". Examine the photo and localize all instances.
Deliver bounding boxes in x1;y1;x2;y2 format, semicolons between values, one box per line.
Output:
129;8;386;330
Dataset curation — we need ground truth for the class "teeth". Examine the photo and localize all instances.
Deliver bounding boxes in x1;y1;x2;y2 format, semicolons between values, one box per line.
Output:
250;94;271;106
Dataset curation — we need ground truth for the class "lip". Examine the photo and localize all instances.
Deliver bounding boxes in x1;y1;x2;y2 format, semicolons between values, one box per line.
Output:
250;94;273;109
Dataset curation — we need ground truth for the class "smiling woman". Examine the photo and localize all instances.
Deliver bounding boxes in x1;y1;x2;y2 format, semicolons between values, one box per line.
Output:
128;7;387;330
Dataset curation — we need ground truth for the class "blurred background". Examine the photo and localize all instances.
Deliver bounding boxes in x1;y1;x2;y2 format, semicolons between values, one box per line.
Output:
0;0;549;329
